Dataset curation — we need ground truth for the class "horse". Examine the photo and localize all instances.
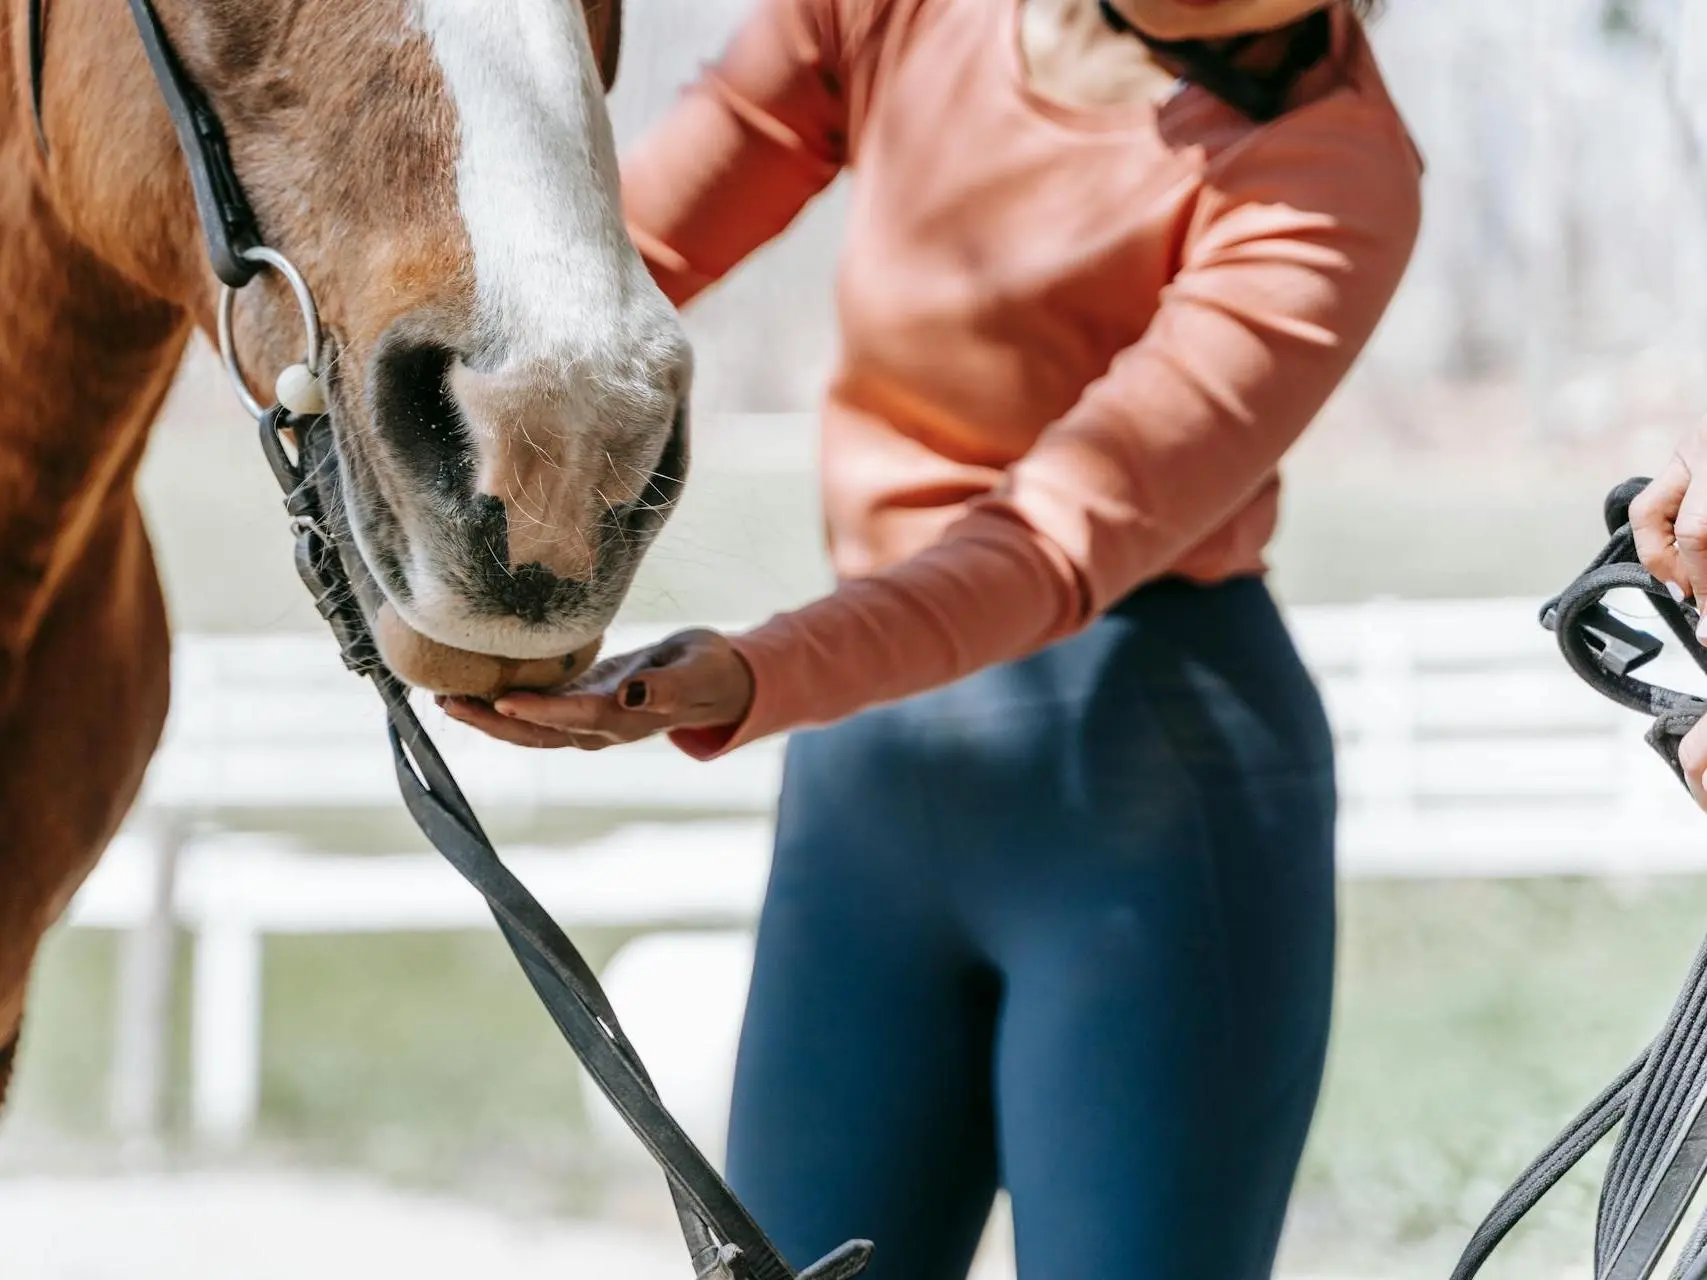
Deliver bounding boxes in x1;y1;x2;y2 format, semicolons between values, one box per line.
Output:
0;0;691;1109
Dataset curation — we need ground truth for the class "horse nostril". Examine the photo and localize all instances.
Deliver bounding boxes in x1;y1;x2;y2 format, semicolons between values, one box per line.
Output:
369;336;473;496
462;494;585;625
619;405;689;540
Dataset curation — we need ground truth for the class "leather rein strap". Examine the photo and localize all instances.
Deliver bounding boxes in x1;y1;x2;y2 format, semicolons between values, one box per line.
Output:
121;0;261;287
1454;478;1707;1280
30;0;260;286
28;3;871;1277
266;413;868;1280
271;412;874;1280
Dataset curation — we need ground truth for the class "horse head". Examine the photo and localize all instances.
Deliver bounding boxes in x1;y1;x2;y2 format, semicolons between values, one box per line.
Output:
29;0;687;691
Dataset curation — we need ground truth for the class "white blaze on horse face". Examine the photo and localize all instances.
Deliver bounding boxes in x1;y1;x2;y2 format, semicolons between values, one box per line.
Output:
406;0;689;650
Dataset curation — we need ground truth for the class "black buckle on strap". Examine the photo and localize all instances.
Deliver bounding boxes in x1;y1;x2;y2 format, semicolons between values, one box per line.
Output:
1541;600;1665;680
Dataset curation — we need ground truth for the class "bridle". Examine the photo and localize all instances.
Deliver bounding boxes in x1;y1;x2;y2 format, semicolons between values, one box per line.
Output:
1454;479;1707;1280
25;4;872;1278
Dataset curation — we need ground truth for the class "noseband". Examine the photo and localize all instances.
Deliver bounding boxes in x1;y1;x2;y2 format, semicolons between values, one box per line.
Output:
26;4;871;1278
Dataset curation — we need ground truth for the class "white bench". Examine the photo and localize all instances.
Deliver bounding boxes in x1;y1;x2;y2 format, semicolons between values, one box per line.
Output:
62;594;1707;1150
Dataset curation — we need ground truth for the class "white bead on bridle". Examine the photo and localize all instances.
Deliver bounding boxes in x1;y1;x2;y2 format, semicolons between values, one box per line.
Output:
216;244;328;419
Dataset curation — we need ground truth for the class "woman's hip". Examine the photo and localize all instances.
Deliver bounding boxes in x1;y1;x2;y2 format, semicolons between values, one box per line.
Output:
779;577;1334;792
772;574;1336;877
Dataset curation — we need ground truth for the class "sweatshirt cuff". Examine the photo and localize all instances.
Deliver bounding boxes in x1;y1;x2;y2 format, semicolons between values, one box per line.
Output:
665;623;803;761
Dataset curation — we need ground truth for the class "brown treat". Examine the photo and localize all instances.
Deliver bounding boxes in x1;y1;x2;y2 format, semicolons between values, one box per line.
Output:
372;602;602;699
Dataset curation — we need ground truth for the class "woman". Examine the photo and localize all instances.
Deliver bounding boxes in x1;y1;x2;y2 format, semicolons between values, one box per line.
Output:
446;0;1421;1274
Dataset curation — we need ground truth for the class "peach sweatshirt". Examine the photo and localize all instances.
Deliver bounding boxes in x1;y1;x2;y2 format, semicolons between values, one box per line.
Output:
620;0;1423;757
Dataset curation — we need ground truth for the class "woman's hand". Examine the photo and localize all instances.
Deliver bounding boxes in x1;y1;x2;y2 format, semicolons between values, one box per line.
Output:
437;628;754;751
1632;434;1707;809
1680;720;1707;812
1632;430;1707;614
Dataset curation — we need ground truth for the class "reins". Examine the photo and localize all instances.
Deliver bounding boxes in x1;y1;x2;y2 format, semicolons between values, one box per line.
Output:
1453;478;1707;1280
26;3;871;1277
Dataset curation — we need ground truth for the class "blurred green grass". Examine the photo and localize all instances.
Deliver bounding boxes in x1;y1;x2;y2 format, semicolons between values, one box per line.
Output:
11;875;1707;1274
1288;875;1702;1275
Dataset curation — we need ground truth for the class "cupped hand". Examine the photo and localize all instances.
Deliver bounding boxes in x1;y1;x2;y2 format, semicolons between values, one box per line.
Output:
437;628;754;751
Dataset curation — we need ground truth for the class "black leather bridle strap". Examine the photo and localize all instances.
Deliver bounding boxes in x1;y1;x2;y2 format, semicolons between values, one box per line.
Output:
382;687;789;1279
29;0;260;285
1453;478;1707;1280
121;0;261;286
1450;1056;1641;1278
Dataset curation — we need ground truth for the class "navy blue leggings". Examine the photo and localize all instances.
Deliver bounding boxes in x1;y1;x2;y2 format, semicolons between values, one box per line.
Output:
723;576;1338;1279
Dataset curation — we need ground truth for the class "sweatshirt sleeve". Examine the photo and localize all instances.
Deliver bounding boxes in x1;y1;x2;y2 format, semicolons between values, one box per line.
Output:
620;0;893;306
668;103;1423;760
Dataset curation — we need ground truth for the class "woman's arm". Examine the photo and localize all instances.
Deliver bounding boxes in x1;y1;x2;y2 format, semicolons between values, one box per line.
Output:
458;101;1422;758
667;105;1424;756
622;0;886;306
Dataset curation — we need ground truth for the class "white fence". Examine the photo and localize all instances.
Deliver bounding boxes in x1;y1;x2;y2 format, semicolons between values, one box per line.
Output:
61;594;1707;1150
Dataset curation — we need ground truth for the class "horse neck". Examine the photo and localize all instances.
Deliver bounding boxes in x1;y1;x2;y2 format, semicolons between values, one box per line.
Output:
0;127;191;682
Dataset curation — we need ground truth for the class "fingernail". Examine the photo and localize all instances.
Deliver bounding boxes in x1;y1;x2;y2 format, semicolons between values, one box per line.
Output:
1668;581;1688;604
622;680;649;709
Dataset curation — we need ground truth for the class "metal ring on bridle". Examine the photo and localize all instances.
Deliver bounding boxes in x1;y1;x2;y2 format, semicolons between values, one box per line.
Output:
217;244;323;421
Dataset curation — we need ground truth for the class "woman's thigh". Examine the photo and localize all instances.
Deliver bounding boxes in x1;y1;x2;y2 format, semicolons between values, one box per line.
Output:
724;720;1001;1280
990;764;1336;1279
973;578;1338;1278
